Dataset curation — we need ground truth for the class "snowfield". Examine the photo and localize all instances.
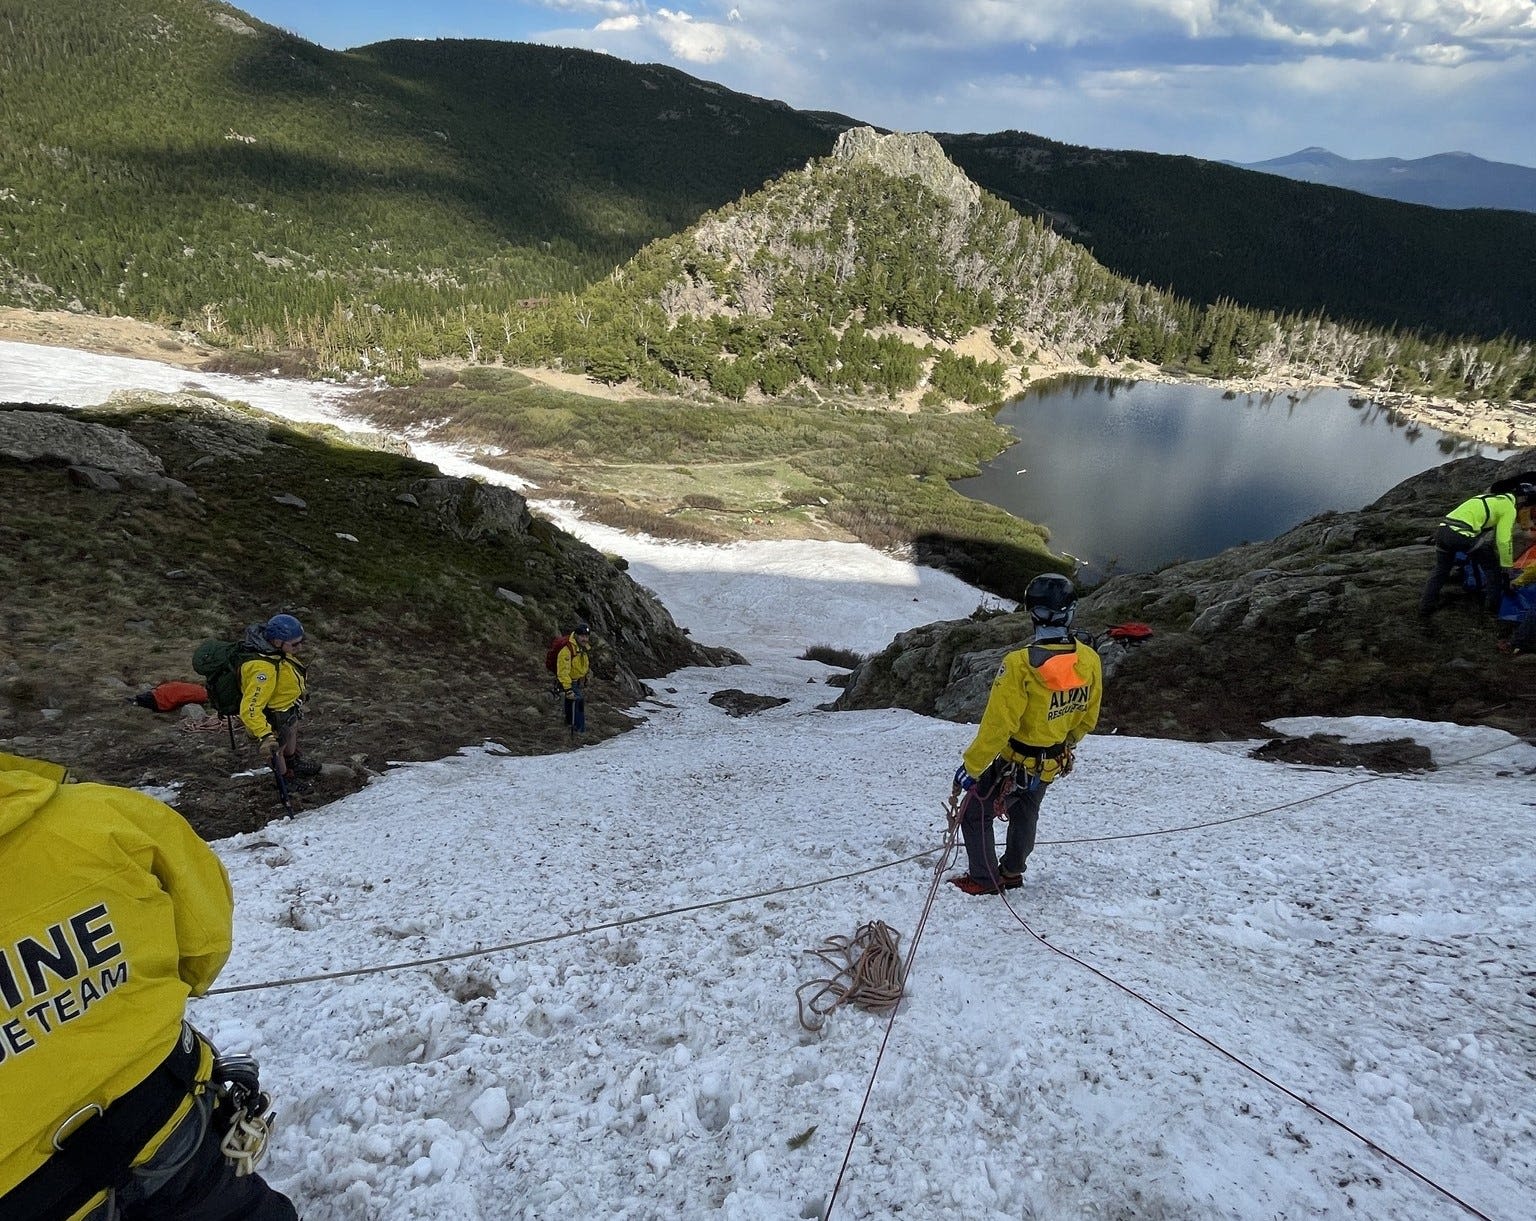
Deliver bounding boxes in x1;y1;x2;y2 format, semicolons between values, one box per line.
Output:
4;340;1533;1219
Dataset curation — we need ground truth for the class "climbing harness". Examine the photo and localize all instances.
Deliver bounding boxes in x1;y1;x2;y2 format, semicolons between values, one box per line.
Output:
1006;737;1071;784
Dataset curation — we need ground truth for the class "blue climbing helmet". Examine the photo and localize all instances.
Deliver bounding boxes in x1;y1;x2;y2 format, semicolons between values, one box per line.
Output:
264;613;305;643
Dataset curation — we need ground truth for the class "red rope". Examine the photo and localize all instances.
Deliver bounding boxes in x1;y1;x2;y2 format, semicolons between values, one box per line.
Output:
823;805;960;1221
990;888;1495;1220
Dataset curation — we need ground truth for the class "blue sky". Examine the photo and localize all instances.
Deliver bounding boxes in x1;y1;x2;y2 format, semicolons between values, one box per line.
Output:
235;1;1536;167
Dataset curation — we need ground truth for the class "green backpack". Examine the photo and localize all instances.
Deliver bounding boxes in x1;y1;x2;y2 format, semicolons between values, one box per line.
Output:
192;640;260;718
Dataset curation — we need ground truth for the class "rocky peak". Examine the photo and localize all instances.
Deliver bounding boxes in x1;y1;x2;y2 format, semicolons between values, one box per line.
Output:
830;127;980;211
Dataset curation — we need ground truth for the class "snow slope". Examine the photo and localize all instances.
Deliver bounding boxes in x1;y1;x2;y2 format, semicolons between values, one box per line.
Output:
4;341;1533;1219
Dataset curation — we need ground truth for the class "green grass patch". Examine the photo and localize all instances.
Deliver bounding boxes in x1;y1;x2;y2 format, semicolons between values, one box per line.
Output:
351;374;1066;596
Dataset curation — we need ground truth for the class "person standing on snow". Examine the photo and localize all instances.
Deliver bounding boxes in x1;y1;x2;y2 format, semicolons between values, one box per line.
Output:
1419;481;1536;620
238;613;319;782
0;754;297;1220
555;623;593;736
949;574;1103;896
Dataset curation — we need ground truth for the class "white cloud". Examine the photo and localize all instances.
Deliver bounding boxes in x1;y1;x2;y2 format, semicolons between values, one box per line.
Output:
914;52;1527;162
537;0;646;15
699;0;1536;60
524;1;1536;163
537;4;764;66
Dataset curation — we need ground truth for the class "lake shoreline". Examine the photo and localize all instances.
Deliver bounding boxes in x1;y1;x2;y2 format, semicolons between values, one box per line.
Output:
1012;356;1536;450
2;306;1532;449
955;374;1512;579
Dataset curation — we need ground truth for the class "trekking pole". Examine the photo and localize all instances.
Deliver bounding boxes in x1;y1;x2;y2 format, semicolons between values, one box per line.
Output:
269;751;296;816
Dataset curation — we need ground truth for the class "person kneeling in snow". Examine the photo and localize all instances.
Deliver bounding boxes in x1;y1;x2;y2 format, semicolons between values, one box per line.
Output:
949;574;1102;896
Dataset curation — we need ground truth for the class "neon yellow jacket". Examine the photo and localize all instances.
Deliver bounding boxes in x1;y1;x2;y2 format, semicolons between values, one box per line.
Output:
963;638;1103;782
238;653;307;741
556;639;591;693
0;762;232;1216
1444;492;1519;567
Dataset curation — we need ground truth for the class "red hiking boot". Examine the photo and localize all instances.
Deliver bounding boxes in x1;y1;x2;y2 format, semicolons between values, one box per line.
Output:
948;874;999;896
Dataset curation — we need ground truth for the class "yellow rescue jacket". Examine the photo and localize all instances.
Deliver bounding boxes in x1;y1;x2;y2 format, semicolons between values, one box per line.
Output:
0;761;232;1217
1443;492;1519;568
963;637;1103;783
556;639;591;693
237;651;307;742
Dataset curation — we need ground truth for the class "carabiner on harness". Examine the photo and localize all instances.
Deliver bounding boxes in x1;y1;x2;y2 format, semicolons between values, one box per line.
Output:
213;1055;276;1177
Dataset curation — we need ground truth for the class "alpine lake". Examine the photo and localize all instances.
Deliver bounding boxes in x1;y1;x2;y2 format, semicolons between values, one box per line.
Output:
952;376;1510;582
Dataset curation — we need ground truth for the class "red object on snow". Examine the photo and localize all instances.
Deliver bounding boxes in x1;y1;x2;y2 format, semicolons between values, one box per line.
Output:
149;681;210;712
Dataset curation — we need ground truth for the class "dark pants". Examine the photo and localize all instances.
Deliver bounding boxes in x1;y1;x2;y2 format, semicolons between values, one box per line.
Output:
1420;526;1500;616
959;769;1049;883
563;688;586;733
86;1092;296;1221
264;707;309;779
1514;607;1536;652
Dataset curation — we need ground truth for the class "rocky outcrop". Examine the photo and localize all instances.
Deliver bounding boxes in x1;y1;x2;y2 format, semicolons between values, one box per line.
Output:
409;477;534;542
0;402;199;496
399;473;739;691
831;127;982;212
837;449;1536;740
0;403;165;476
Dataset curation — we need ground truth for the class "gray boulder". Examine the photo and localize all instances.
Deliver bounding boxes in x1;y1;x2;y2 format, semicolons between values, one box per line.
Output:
838;448;1536;740
1;407;163;476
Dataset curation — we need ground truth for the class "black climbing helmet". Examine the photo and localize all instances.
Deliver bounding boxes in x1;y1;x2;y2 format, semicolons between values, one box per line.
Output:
1024;573;1077;627
1516;480;1536;507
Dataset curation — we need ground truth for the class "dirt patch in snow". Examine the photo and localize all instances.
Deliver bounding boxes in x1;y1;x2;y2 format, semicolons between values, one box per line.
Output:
1248;734;1436;773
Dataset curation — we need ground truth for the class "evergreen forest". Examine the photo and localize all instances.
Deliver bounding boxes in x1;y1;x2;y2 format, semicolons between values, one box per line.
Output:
1;0;1532;403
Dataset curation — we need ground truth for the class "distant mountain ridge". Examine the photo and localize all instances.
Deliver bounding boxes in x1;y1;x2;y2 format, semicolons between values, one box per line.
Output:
1;0;1533;374
504;129;1535;413
940;131;1536;341
1229;147;1536;212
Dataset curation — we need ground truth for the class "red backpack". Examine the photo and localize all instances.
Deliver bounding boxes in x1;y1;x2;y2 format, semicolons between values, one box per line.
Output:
544;635;570;673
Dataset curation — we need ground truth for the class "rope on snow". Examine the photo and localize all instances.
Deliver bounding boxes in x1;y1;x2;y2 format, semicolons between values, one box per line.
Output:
795;921;906;1032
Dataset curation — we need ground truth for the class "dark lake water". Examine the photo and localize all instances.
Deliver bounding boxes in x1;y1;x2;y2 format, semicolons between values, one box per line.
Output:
951;377;1505;580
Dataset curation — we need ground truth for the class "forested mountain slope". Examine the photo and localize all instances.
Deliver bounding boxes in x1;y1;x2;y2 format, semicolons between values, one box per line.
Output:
2;0;1532;382
0;0;847;367
939;131;1536;341
506;130;1535;405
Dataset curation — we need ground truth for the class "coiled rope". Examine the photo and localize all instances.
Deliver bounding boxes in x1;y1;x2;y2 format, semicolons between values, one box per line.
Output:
202;848;939;997
796;921;906;1032
823;805;960;1221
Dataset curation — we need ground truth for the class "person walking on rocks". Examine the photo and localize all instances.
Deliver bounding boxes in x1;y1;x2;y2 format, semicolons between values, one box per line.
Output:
949;574;1102;896
555;623;593;736
239;613;319;781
